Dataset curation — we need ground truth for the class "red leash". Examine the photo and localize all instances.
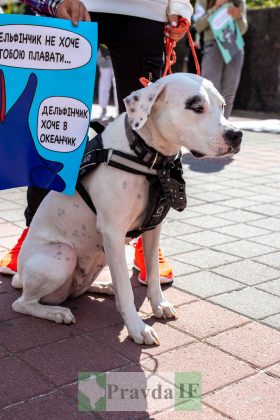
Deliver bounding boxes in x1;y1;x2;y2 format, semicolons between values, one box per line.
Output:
140;17;200;88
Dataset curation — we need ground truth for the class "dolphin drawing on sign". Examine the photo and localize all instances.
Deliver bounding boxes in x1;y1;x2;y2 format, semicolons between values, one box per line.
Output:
0;69;65;191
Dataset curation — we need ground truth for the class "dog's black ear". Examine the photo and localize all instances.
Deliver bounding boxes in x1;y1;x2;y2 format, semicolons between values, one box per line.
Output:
123;81;166;130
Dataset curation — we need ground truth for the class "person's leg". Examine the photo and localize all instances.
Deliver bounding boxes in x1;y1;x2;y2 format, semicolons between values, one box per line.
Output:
98;67;113;114
90;13;165;112
221;49;244;119
24;187;49;227
201;40;224;93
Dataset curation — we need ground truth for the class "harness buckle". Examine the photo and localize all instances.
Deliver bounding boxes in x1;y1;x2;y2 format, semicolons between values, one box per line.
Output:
105;149;114;165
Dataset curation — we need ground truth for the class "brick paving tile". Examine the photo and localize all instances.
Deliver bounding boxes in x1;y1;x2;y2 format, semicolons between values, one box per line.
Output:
0;235;21;250
0;347;7;359
215;198;259;210
0;290;24;322
18;336;130;387
217;209;265;223
249;217;280;232
0;223;23;238
161;221;201;236
0;209;26;222
204;373;280;420
0;276;15;293
267;363;280;378
212;260;279;285
174;271;243;298
174;249;239;270
184;216;234;230
246;203;280;217
192;203;229;215
209;288;280;319
213;239;275;259
257;278;280;296
172;301;248;339
254;251;280;269
0;315;82;353
158;237;200;256
187;197;206;207
90;320;194;363
0;199;23;211
206;322;280;368
141;342;254;394
179;231;237;247
65;295;123;333
0;356;52;408
190;191;233;203
153;405;229;419
1;391;93;419
168;259;200;276
252;232;280;248
215;223;270;239
262;314;280;329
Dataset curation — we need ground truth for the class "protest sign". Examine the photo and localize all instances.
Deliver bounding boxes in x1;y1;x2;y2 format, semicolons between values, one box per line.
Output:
208;3;244;64
0;14;97;195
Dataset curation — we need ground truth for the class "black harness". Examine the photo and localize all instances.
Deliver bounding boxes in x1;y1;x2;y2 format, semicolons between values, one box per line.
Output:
77;116;187;238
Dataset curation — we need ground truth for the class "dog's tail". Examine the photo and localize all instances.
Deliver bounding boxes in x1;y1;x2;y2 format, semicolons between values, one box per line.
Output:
0;69;6;123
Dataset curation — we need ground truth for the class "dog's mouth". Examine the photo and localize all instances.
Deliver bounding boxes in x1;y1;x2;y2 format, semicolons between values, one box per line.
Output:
190;150;206;159
224;145;240;155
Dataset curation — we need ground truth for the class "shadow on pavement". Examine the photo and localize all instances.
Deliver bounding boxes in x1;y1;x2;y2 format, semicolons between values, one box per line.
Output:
182;152;234;173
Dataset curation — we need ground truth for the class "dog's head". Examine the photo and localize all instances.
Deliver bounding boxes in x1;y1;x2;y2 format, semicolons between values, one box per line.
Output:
124;73;242;158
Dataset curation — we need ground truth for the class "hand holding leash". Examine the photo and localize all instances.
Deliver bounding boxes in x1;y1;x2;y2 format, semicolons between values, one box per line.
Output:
165;15;189;43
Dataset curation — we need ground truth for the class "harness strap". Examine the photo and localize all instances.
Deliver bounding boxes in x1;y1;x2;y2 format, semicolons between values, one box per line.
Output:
109;152;157;176
76;182;97;214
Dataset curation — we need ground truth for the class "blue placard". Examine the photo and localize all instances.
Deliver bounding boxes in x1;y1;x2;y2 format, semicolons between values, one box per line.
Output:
208;3;244;64
0;14;97;195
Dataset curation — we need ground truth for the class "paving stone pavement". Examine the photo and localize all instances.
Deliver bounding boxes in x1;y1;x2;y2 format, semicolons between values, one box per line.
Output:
0;128;280;419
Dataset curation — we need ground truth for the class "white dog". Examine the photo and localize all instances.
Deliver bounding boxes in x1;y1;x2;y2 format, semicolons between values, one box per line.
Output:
11;74;242;345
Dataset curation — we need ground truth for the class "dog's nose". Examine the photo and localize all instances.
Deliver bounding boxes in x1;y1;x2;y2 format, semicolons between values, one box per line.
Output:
224;128;243;147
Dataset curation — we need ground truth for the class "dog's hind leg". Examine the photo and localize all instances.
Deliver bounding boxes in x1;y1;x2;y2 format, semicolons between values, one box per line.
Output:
12;244;77;324
86;255;115;295
11;273;23;289
142;226;177;319
87;282;115;295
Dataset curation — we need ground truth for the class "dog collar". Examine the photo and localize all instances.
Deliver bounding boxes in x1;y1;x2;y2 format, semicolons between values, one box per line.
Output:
124;115;177;169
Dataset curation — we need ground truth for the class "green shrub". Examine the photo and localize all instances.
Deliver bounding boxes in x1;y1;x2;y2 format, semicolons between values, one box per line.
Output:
245;0;280;8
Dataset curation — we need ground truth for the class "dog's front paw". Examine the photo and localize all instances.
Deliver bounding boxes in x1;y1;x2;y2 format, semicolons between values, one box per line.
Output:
127;320;160;346
151;297;177;320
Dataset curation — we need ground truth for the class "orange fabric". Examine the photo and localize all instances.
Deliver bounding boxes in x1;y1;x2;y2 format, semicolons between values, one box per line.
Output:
133;237;173;283
0;228;29;272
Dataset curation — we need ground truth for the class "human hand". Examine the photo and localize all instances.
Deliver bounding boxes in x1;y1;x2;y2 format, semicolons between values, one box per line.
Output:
55;0;91;26
228;6;242;19
166;15;189;43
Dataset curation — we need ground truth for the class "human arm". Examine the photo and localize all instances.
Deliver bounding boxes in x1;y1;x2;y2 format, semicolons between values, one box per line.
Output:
228;0;248;35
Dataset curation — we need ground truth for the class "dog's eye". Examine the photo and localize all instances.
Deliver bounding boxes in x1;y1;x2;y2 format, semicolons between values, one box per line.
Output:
185;96;204;114
191;105;204;114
